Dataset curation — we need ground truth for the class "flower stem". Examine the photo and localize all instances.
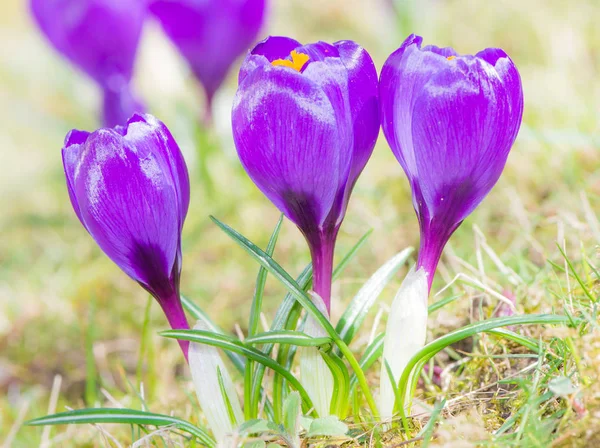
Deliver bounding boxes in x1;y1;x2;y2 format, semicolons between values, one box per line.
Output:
308;229;338;314
102;83;143;127
158;294;190;360
416;225;453;293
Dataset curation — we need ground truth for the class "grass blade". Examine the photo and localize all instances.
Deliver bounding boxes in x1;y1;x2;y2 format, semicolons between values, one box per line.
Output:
250;215;284;337
210;216;379;417
245;330;332;347
332;229;373;280
26;408;215;447
336;248;413;345
246;215;283;420
161;329;316;415
349;333;384;392
395;314;577;427
180;295;246;374
320;351;350;418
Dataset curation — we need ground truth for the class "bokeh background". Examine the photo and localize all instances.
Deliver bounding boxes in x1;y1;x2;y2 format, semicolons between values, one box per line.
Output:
1;0;599;445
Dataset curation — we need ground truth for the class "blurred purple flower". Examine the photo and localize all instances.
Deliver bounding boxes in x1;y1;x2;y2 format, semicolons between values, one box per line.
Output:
232;36;380;312
380;34;524;291
30;0;146;127
62;114;191;357
150;0;267;121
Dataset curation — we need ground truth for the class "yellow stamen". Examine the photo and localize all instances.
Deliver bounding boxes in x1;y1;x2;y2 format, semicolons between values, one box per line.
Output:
271;50;310;72
447;55;456;61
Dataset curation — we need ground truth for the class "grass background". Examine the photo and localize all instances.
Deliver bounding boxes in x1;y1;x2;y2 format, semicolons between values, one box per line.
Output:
1;0;600;446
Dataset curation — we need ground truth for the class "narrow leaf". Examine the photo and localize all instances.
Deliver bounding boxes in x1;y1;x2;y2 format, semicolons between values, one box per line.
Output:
245;331;331;347
336;248;413;344
210;216;379;417
162;329;315;414
26;408;215;447
306;416;348;438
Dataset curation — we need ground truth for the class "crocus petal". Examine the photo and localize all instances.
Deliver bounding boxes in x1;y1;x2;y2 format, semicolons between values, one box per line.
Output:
125;114;191;230
238;36;301;84
380;34;448;181
30;0;145;89
379;267;428;420
334;40;379;185
422;44;458;58
477;48;524;135
251;35;301;61
64;114;189;299
411;57;516;225
150;0;266;101
232;65;346;230
63;129;90;226
234;37;379;313
380;35;523;283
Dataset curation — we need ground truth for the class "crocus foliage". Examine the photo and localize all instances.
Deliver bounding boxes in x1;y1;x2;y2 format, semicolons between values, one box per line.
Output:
31;0;146;126
379;34;523;420
232;36;380;312
381;34;524;290
150;0;267;119
62;113;191;356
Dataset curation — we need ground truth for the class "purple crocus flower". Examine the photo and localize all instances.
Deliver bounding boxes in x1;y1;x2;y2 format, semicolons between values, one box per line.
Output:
380;34;524;291
62;114;191;357
30;0;145;127
232;36;380;313
149;0;267;121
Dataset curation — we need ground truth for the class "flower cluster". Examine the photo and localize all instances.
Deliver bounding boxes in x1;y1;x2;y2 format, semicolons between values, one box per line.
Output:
56;29;523;439
31;0;267;126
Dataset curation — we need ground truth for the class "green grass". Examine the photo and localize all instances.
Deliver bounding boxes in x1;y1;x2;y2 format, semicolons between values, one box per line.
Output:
1;0;600;446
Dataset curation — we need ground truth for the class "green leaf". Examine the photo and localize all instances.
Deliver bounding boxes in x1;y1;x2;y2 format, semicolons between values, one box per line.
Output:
306;416;349;438
349;333;384;392
216;366;239;427
487;328;540;352
161;329;315;415
253;267;308;422
245;330;332;348
181;295;246;373
26;408;215;447
336;248;413;344
549;376;577;397
332;229;373;280
210;216;379;417
320;351;350;418
252;229;371;420
419;399;446;448
428;293;463;314
249;215;283;337
246;216;283;420
556;243;597;304
243;442;266;448
283;392;301;439
239;419;280;435
395;314;577;427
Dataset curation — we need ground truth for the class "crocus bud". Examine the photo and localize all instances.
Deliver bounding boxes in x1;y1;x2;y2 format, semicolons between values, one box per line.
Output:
149;0;267;121
62;113;191;356
232;36;380;312
30;0;146;126
380;34;524;290
379;267;428;421
189;321;243;443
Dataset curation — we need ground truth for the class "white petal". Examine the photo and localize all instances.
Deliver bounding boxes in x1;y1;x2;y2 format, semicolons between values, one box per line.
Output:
299;292;334;417
189;321;244;443
378;267;429;421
